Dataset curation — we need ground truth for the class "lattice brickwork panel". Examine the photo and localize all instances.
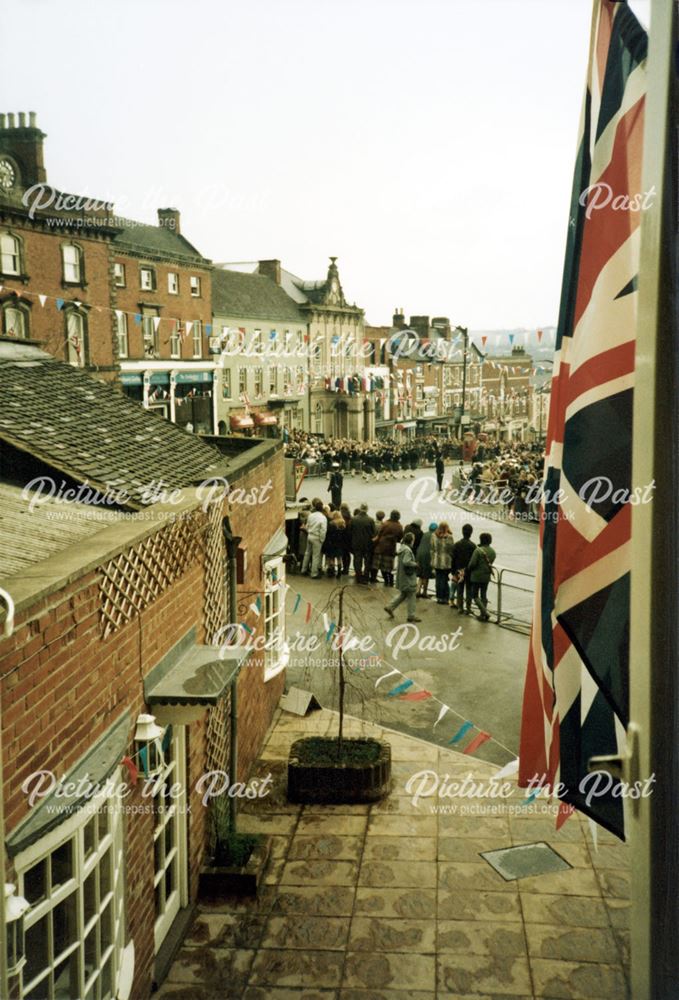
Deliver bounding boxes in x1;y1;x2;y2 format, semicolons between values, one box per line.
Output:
203;501;228;644
99;515;202;638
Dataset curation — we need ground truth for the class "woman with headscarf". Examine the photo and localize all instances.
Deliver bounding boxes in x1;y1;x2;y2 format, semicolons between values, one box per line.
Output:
323;510;347;577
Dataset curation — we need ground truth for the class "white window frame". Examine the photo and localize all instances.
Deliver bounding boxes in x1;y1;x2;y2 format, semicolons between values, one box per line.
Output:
3;303;28;339
66;311;86;367
113;263;125;288
189;275;201;297
254;366;264;397
238;368;247;396
263;557;287;681
170;321;181;359
116;312;128;358
152;726;188;953
1;231;22;275
62;244;82;284
222;369;232;399
142;312;159;359
140;267;155;291
252;328;262;354
167;272;179;295
14;772;126;1000
192;320;202;359
269;366;278;396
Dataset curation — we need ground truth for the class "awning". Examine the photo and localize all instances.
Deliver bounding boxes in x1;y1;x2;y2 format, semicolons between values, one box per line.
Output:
145;643;250;708
262;527;288;562
6;711;131;857
254;411;278;426
150;372;170;385
120;372;143;385
230;414;255;429
175;370;214;384
396;421;416;430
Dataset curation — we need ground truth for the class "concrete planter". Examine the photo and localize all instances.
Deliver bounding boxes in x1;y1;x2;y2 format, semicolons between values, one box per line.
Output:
198;836;272;898
287;736;391;804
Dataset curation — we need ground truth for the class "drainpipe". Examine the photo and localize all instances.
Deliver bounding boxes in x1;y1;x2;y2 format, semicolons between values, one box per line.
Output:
0;588;16;1000
222;519;242;834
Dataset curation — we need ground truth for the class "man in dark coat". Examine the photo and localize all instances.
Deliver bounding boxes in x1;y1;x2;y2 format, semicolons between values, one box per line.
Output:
328;462;343;507
451;522;476;613
435;453;445;491
350;503;376;583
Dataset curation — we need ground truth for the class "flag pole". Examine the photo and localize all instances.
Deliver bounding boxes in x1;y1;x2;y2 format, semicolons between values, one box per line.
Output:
629;0;678;996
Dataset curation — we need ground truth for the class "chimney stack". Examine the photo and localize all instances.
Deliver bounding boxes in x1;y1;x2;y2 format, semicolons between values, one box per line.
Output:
259;259;281;285
18;113;26;127
7;113;15;128
157;207;180;234
392;308;406;329
29;111;36;127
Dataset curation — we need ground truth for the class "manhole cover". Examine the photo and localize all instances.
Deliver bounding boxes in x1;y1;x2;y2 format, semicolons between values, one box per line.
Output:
480;842;572;881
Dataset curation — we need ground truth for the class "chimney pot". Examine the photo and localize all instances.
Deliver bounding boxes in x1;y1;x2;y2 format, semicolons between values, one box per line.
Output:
0;115;5;130
18;112;26;127
7;113;15;128
29;111;36;127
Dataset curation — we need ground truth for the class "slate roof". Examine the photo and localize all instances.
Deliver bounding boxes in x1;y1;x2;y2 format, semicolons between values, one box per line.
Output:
0;343;226;509
113;219;210;266
212;268;306;322
0;482;120;580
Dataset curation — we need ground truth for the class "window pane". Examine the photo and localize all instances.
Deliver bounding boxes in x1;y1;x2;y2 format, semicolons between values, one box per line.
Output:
84;867;97;926
100;847;111;900
100;899;113;952
25;974;51;1000
84;922;97;973
24;914;49;983
53;892;77;959
23;858;47;904
100;956;113;999
52;838;75;888
84;814;97;858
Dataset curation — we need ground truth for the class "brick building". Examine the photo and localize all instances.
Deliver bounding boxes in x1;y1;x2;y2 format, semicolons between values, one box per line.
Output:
0;345;287;999
113;212;215;433
479;345;534;440
0;112;119;377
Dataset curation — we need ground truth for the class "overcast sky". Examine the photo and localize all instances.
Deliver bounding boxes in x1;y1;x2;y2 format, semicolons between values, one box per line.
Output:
5;0;649;330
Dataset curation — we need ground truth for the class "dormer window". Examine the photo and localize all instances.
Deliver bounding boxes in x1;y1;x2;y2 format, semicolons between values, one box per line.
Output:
62;243;84;285
140;267;156;291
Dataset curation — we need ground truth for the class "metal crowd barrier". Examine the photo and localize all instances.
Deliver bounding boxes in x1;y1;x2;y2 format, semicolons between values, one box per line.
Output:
492;566;535;634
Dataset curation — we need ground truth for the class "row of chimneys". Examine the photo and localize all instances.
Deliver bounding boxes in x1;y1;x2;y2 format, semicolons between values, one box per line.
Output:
0;112;38;129
393;309;452;336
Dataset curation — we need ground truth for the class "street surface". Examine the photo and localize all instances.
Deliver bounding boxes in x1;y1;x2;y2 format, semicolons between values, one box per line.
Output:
286;469;540;766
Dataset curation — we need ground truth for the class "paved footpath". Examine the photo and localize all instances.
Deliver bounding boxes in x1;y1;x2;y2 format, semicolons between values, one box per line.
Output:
160;708;631;999
287;471;539;767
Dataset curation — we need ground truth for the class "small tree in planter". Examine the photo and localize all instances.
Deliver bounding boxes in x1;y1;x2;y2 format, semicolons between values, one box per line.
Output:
287;586;392;804
200;789;271;898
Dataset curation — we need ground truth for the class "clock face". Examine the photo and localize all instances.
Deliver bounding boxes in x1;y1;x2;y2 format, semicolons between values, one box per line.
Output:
0;159;16;191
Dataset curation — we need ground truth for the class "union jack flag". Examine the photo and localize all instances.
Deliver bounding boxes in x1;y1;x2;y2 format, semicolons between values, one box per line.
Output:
519;0;647;839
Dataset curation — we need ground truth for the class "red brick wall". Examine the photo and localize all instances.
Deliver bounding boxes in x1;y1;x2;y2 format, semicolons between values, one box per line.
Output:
112;253;212;362
0;449;285;998
228;451;286;780
0;219;116;372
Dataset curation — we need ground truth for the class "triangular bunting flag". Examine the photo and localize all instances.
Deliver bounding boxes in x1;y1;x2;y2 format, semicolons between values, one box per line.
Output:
463;731;491;755
56;298;65;311
449;721;474;744
399;689;432;702
433;705;450;728
375;668;400;689
38;294;47;308
121;756;138;785
556;801;575;830
185;321;193;337
387;679;414;697
153;316;162;331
